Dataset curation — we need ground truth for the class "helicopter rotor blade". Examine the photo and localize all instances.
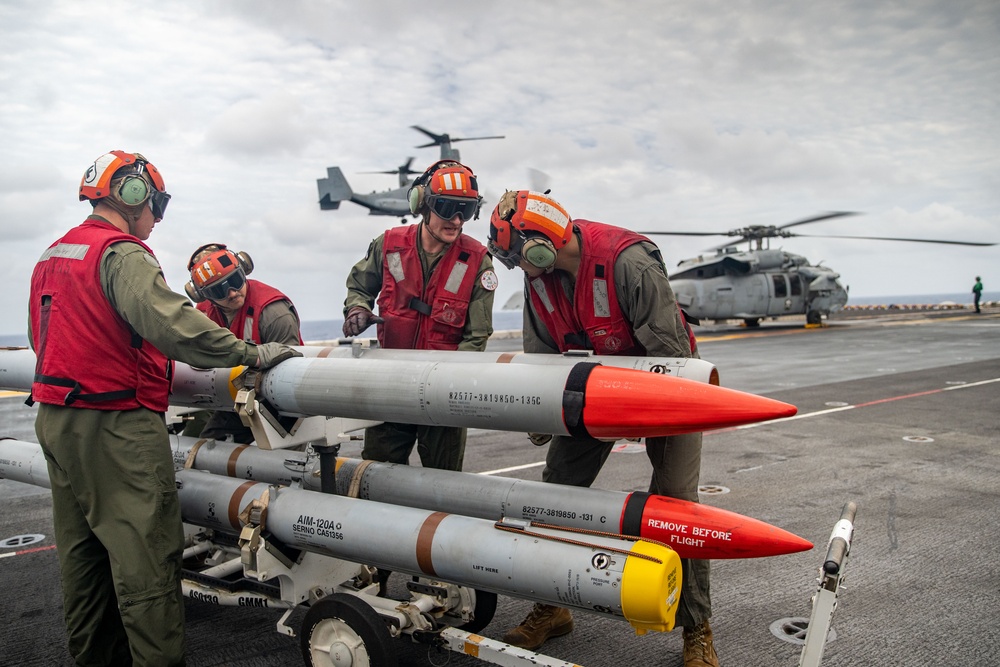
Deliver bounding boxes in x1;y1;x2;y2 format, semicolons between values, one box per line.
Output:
635;230;734;237
777;211;859;230
786;233;997;247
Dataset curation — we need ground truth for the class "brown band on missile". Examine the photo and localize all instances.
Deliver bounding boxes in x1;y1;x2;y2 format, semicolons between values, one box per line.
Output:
496;352;516;364
229;481;260;530
184;439;208;469
227;445;250;477
416;512;448;576
316;347;334;358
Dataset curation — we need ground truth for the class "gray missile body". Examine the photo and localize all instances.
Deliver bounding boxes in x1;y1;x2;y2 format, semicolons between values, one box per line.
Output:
0;437;812;559
176;469;681;632
0;347;796;440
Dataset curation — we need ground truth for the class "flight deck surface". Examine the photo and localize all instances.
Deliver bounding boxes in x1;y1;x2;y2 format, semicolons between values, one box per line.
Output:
2;308;998;666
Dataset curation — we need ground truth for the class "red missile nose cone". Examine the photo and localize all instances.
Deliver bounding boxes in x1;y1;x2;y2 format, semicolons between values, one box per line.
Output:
581;367;798;439
638;494;813;559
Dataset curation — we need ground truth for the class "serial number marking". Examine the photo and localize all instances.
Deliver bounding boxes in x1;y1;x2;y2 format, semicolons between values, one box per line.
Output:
522;505;577;520
449;391;542;405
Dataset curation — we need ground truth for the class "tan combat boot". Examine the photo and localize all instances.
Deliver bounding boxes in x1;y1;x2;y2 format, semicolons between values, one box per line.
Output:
683;620;720;667
501;603;574;650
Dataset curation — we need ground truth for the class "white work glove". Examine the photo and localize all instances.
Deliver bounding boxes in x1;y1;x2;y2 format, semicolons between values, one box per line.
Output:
255;342;302;369
343;307;384;337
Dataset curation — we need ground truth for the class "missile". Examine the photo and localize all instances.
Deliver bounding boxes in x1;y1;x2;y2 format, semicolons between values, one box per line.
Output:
173;438;811;559
0;347;794;439
296;343;721;386
3;437;813;559
176;469;683;634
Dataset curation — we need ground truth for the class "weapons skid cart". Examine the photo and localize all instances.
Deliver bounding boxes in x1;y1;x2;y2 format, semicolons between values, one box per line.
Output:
174;371;679;667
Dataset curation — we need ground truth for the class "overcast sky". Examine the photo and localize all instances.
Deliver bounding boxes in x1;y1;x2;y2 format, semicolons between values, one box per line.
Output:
2;0;998;336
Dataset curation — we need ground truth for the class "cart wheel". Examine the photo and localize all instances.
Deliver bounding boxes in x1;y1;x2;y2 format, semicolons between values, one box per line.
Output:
300;594;396;667
456;589;497;634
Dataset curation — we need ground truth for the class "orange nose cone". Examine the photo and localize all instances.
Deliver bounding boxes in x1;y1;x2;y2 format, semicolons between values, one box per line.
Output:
580;366;797;439
635;494;813;559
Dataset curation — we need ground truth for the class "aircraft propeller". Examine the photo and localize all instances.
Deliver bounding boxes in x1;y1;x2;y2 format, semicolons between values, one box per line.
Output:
411;125;505;149
359;157;420;177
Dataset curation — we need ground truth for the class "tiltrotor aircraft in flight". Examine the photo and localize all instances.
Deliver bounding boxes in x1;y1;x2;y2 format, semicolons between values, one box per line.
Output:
316;126;503;219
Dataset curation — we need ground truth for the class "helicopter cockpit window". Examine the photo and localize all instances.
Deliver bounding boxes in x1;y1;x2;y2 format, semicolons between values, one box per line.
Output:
673;264;727;281
772;275;788;298
790;276;803;296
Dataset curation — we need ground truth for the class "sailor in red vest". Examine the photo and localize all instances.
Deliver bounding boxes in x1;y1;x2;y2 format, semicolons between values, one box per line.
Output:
342;160;497;472
487;190;717;667
185;243;303;443
28;150;300;666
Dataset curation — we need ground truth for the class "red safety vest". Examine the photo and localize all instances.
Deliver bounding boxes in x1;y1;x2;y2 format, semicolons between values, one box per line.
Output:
528;220;697;356
376;224;488;350
29;218;171;411
197;279;303;344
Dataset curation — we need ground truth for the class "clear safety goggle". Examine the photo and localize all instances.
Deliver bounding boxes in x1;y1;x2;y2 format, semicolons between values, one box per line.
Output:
202;269;246;301
487;233;527;270
427;195;481;222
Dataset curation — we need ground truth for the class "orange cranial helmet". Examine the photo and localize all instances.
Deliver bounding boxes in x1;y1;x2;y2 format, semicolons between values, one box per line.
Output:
79;150;170;219
408;160;483;221
184;243;254;303
488;190;572;270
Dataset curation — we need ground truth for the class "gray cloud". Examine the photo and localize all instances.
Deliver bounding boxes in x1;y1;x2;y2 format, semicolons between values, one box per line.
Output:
0;0;997;336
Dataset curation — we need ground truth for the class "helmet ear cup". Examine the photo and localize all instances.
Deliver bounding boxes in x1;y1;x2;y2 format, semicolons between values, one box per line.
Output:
116;175;150;206
408;184;425;215
185;281;206;303
522;237;557;269
236;251;254;275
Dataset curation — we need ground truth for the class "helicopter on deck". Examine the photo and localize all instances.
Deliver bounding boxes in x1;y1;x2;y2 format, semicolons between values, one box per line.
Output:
316;126;504;219
638;212;996;327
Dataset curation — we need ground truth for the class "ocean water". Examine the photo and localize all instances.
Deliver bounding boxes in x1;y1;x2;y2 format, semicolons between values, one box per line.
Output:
1;293;991;348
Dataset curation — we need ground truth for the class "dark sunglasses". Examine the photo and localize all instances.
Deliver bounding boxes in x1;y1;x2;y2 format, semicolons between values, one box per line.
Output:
428;195;481;222
202;269;246;301
150;190;171;220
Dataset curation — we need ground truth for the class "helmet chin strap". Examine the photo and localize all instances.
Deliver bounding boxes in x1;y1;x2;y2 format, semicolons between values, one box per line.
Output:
105;198;144;235
421;217;452;247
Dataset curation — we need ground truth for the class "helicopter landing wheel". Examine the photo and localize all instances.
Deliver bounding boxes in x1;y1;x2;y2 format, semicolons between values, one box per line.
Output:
300;593;396;667
742;318;761;327
806;310;823;325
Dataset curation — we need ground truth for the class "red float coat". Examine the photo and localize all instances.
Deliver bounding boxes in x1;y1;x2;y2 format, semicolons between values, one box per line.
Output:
29;217;170;411
196;279;303;344
376;225;488;350
528;220;696;355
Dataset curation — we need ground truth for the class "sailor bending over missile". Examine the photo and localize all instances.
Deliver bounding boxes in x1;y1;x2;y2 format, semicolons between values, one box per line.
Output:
342;159;498;473
487;190;720;667
183;242;304;443
27;150;301;666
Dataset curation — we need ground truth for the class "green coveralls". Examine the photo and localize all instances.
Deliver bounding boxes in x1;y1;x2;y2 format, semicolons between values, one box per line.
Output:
344;224;495;470
522;233;712;629
31;238;259;666
191;296;301;443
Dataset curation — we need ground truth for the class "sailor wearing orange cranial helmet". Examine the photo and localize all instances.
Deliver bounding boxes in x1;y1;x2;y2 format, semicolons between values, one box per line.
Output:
342;159;497;474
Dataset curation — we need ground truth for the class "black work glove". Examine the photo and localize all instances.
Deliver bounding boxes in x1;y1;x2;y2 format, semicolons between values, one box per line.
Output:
343;307;384;337
255;343;303;370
